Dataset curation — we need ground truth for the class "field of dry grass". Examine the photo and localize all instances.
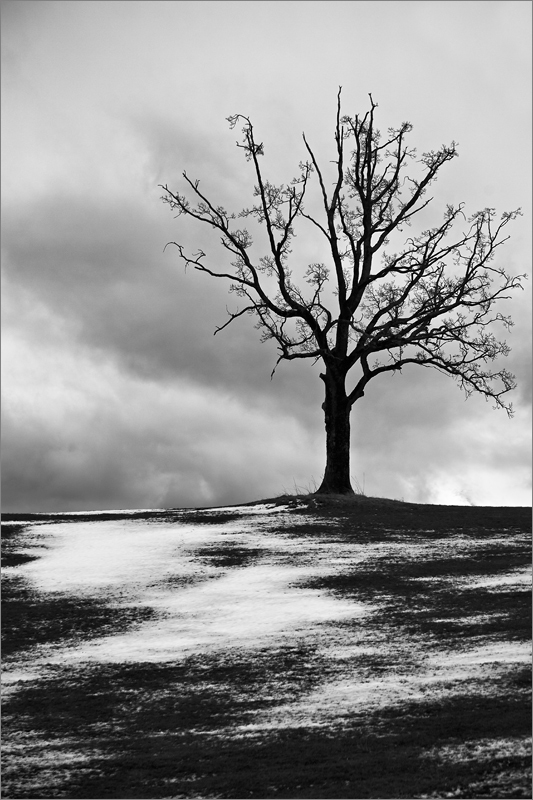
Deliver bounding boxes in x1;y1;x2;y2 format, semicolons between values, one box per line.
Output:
2;496;531;798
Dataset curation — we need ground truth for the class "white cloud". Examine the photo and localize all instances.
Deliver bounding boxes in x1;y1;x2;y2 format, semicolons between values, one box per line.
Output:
2;301;322;511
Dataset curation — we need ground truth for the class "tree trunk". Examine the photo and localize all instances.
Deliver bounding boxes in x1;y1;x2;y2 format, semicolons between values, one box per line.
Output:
316;372;354;495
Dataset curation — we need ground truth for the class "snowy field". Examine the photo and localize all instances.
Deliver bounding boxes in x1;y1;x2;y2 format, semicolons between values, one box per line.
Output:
2;500;531;798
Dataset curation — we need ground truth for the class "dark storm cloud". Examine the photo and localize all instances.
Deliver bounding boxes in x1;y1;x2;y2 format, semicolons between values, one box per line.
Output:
2;195;319;409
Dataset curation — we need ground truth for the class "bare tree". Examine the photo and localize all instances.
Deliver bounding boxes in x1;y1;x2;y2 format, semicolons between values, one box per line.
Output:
160;89;524;495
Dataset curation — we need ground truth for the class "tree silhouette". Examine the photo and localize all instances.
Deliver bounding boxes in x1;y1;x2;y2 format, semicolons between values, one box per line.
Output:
161;90;524;495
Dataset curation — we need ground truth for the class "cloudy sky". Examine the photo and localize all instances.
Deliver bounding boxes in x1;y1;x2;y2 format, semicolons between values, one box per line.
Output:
2;0;531;511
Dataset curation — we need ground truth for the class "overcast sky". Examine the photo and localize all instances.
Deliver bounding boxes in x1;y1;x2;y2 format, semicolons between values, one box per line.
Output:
2;0;531;511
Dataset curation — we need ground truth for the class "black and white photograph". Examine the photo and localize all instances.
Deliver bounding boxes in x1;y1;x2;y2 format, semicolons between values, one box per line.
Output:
2;1;531;798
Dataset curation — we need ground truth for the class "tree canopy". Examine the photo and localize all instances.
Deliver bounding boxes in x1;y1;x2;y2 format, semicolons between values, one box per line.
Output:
161;89;524;493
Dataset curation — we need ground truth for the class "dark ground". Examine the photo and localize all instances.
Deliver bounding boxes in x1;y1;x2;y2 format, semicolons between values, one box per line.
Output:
2;496;531;799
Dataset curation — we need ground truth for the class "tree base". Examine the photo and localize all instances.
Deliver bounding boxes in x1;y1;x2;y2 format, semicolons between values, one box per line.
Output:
315;480;355;495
